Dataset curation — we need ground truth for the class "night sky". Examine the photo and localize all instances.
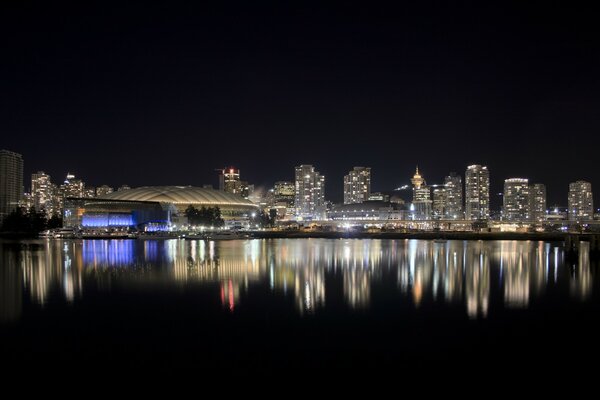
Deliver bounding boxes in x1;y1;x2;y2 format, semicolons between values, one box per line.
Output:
2;1;599;206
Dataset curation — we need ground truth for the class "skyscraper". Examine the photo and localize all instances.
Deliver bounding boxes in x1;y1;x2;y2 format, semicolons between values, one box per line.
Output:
31;171;54;216
432;187;446;219
465;165;489;220
343;167;371;204
219;167;241;193
529;183;546;224
503;178;530;222
444;172;463;219
295;165;325;220
410;167;431;220
0;150;24;220
568;181;593;222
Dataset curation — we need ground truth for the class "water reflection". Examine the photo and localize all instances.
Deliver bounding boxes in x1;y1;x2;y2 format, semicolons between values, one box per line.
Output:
0;238;596;322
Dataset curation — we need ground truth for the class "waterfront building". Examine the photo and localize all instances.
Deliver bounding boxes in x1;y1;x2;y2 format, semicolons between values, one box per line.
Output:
410;167;431;220
568;181;594;221
31;171;54;216
343;167;371;204
432;187;446;219
294;165;325;220
465;165;490;220
65;186;258;230
503;178;530;222
529;183;546;224
444;173;463;219
0;149;24;220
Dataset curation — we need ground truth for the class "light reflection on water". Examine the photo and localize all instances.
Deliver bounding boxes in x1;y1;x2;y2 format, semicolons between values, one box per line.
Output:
0;238;594;323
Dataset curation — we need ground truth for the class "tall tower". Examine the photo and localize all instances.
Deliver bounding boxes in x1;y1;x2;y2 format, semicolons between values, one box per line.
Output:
31;171;54;216
465;164;490;220
529;183;546;224
0;150;24;220
411;166;431;220
219;167;241;193
295;165;325;220
503;178;529;222
343;166;371;204
444;172;463;219
568;181;593;222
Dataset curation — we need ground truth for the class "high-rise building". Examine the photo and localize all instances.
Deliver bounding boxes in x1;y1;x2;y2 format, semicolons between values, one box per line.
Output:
295;165;325;220
410;167;431;220
61;173;84;198
219;167;241;193
31;171;54;216
268;181;295;219
432;187;446;219
444;173;463;219
343;167;371;204
503;178;530;222
568;181;593;222
529;183;546;224
96;185;114;197
0;150;24;220
465;164;490;220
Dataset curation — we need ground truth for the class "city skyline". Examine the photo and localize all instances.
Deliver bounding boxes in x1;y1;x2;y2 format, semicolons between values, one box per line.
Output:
2;2;599;205
2;149;594;214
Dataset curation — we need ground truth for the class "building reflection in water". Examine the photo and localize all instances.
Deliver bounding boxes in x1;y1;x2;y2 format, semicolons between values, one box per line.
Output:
0;238;596;322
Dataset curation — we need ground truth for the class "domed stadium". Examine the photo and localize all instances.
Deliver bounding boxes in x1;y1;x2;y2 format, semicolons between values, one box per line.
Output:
99;186;257;215
64;186;258;230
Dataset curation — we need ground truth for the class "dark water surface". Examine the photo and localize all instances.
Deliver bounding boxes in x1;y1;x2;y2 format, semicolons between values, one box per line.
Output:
1;238;598;376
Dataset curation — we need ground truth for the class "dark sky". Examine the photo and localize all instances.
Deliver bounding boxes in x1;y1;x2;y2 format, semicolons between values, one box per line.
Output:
2;1;599;206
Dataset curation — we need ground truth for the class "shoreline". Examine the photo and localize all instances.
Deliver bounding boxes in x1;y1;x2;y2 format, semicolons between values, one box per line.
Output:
249;231;570;242
0;231;587;242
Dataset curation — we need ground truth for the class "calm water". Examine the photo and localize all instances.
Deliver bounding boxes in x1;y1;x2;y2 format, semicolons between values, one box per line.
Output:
1;238;598;375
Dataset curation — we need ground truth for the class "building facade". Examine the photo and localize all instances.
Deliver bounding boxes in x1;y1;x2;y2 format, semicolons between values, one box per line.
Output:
343;167;371;205
503;178;530;222
31;171;55;216
410;167;431;220
0;150;24;220
529;183;546;224
432;187;446;219
295;165;325;220
568;181;593;222
444;173;463;219
96;185;114;197
465;164;490;220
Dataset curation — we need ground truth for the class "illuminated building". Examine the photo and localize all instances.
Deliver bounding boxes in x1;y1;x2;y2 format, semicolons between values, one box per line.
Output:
0;149;24;220
432;187;446;219
84;186;96;198
96;185;114;197
410;167;431;220
502;178;530;222
568;180;594;221
294;165;325;220
368;192;390;202
268;181;295;219
444;172;463;219
343;166;371;204
219;167;241;194
61;173;84;198
64;186;259;229
31;171;54;216
465;164;489;220
117;184;131;191
218;167;253;199
529;183;546;224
